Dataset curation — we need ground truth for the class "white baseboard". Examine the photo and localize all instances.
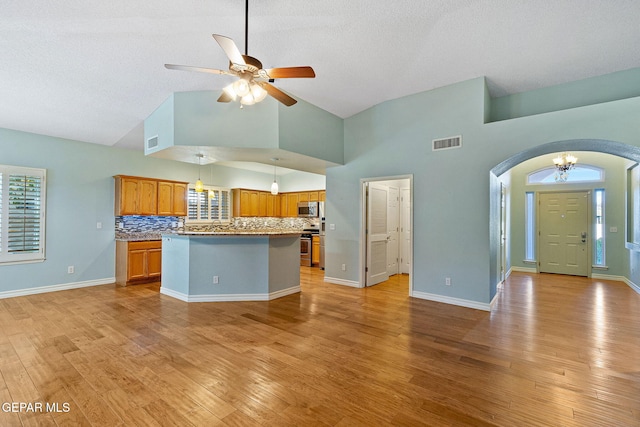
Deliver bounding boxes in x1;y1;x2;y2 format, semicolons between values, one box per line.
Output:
0;277;115;300
591;273;640;295
160;285;301;303
323;276;361;288
511;266;537;273
411;290;491;312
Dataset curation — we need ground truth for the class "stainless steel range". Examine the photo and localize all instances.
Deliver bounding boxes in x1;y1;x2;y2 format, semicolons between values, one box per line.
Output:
300;228;319;267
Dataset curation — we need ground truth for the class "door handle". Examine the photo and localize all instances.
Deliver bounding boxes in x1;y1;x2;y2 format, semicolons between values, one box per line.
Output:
581;232;587;243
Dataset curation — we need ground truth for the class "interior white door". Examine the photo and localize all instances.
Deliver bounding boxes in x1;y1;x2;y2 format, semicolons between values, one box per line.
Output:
538;191;590;276
367;183;389;286
387;186;399;275
400;188;411;274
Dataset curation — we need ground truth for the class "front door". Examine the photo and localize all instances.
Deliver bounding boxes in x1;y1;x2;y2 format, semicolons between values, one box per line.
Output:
366;183;389;286
538;191;590;276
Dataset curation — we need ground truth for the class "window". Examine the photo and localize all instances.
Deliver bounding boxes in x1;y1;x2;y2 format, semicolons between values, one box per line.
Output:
186;185;230;223
524;192;535;261
0;165;46;264
527;165;604;184
594;189;605;266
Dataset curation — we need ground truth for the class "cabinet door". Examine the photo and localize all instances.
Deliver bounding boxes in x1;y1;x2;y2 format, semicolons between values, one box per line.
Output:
298;192;309;202
319;190;326;202
157;181;173;216
249;191;260;216
118;177;139;215
239;190;251;216
139;180;158;215
127;249;148;281
312;236;320;264
147;248;162;279
287;193;299;217
266;193;276;217
309;191;319;202
280;194;288;217
258;192;268;216
172;183;188;216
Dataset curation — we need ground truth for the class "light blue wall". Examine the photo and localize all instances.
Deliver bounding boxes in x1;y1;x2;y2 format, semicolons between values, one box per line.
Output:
145;91;344;165
328;74;640;304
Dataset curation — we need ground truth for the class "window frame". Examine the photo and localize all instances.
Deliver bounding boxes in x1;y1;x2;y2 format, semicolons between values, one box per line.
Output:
185;184;231;224
0;165;47;265
524;191;536;262
526;164;604;185
594;188;606;267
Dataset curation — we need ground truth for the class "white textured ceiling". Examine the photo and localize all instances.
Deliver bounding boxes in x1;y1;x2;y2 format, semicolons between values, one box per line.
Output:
2;1;640;163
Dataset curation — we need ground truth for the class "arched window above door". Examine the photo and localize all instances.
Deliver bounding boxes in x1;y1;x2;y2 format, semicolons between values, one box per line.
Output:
527;164;604;184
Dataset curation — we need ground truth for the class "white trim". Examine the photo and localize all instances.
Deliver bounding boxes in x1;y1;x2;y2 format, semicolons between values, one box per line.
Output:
0;277;115;300
490;289;501;310
591;273;640;294
160;285;301;302
411;291;491;312
324;276;362;288
511;266;538;273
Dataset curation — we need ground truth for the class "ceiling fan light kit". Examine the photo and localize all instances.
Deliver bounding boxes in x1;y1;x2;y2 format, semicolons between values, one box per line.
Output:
164;0;315;108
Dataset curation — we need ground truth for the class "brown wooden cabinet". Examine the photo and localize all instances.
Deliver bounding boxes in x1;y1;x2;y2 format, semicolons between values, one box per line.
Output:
116;240;162;286
115;175;187;216
312;235;320;265
231;188;325;218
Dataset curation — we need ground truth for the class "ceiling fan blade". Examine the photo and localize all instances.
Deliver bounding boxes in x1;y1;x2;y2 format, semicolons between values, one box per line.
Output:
164;64;233;76
212;34;246;66
262;83;297;106
263;66;316;79
217;91;234;103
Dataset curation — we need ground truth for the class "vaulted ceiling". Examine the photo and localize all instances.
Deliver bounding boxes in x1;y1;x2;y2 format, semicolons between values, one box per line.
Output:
2;0;640;155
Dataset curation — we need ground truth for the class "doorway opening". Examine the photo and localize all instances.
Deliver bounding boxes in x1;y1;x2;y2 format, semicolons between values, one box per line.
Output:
360;175;413;294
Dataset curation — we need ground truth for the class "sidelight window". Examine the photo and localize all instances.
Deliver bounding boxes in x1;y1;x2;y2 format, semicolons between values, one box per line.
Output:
594;189;605;267
0;165;46;264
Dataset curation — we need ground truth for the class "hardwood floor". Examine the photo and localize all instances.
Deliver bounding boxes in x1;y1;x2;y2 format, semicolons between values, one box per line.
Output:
0;269;639;426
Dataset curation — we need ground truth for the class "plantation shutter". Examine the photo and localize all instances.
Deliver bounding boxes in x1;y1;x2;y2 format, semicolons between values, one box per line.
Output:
185;186;230;223
0;166;46;263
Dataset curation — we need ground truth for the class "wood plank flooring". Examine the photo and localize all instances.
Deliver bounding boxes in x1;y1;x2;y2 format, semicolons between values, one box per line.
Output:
0;269;639;426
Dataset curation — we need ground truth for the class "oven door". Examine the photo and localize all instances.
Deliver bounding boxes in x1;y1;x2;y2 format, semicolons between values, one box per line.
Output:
300;236;312;266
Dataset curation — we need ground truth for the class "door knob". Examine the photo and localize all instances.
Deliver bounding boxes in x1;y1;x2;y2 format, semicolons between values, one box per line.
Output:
581;231;587;243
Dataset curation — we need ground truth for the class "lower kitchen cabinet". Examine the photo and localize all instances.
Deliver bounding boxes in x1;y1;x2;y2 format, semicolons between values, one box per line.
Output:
116;240;162;286
312;235;320;265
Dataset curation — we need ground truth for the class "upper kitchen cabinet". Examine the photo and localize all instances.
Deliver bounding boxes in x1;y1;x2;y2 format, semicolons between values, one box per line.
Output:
158;181;188;216
115;175;188;216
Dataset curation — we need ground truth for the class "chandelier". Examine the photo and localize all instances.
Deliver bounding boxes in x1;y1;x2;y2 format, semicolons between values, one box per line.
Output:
553;152;577;182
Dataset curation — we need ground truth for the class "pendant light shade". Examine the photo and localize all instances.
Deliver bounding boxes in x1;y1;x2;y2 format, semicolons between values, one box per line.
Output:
270;158;279;195
195;154;204;192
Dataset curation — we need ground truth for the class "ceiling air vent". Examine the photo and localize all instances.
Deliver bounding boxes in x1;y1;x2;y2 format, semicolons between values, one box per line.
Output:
432;135;462;151
146;136;159;150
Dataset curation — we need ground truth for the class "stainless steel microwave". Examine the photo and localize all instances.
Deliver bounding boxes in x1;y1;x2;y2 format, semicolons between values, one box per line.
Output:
297;202;319;217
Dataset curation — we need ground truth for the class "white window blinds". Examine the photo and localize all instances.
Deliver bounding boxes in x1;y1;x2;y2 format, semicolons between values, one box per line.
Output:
0;166;46;264
186;186;230;223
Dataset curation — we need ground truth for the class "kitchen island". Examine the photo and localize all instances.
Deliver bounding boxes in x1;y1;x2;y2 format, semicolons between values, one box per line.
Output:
160;231;301;302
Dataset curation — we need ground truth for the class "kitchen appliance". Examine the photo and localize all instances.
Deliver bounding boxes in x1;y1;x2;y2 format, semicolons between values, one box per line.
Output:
297;202;319;218
300;232;312;266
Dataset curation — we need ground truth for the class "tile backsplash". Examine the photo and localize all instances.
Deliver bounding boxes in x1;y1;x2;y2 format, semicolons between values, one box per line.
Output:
115;216;183;234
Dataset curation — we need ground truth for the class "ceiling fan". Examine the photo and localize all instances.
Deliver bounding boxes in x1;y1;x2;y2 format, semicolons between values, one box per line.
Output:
164;0;315;107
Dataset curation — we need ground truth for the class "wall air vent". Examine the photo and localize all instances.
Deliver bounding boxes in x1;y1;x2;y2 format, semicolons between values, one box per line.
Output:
432;135;462;151
146;136;159;150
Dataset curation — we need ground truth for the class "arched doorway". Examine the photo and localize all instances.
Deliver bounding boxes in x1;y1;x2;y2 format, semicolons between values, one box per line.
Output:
488;139;640;300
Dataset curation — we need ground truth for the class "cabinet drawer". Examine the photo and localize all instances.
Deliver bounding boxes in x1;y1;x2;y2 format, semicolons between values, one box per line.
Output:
128;240;162;250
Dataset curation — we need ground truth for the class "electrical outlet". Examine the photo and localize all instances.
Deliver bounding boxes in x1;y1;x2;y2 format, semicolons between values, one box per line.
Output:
67;266;74;274
213;276;219;284
445;277;451;286
96;222;102;229
330;224;336;230
341;264;346;271
610;226;618;233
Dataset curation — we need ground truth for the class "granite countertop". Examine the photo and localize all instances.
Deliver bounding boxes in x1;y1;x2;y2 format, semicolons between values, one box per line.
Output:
116;229;302;241
175;230;303;236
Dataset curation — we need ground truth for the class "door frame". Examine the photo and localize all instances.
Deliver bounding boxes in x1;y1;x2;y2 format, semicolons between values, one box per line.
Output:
536;189;592;277
359;175;413;294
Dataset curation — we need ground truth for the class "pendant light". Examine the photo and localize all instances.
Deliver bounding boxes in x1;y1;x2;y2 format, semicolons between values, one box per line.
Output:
270;157;279;195
195;154;204;192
